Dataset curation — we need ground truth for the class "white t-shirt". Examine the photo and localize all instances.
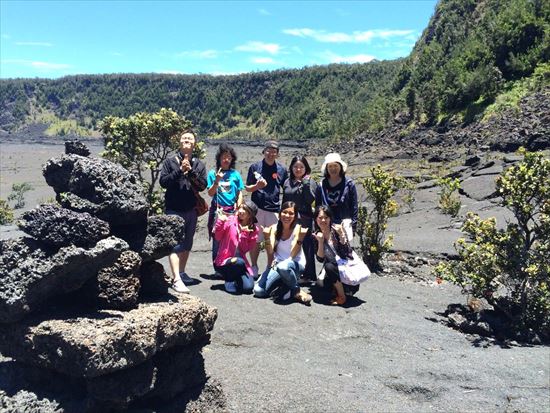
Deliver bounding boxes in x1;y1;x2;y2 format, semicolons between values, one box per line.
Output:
274;231;306;267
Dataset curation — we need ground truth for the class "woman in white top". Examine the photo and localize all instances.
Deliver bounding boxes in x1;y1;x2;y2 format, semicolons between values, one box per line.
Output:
253;201;312;305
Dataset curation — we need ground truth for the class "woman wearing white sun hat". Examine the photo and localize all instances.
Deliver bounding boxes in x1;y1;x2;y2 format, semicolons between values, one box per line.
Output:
315;152;358;243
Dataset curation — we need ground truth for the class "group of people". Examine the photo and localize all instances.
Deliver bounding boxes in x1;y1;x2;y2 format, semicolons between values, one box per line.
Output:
159;129;365;306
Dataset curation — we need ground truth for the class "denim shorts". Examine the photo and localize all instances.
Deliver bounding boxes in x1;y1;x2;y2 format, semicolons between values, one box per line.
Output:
166;208;198;252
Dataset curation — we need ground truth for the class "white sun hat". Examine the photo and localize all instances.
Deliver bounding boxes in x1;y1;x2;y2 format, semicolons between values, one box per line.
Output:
321;152;348;175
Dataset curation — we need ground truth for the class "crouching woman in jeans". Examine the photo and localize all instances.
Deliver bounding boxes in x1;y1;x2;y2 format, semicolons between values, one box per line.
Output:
253;201;312;305
213;201;259;293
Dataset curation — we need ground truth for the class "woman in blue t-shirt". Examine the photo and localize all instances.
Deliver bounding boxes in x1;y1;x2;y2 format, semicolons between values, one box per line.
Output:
207;143;244;264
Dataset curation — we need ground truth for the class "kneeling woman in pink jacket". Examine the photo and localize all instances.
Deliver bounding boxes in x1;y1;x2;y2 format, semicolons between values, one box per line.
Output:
213;200;259;293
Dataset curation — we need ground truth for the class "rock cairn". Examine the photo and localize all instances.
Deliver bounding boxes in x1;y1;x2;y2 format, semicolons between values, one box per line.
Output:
0;141;224;412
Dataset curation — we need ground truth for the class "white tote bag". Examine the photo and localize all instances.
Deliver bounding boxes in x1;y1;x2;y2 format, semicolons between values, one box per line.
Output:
336;250;371;286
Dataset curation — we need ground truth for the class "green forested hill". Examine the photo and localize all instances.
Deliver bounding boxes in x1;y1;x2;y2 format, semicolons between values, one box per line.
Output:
396;0;549;125
1;0;548;142
0;62;402;141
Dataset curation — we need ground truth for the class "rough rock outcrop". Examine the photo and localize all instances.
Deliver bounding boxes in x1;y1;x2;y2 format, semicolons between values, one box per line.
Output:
81;250;142;310
139;260;171;297
43;154;148;225
0;236;128;323
314;90;550;159
0;358;227;413
0;295;217;378
86;344;207;406
18;204;110;249
113;214;185;261
1;144;223;411
65;140;91;157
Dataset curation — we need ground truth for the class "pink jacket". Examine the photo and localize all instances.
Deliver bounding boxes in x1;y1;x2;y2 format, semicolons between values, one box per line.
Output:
213;215;259;274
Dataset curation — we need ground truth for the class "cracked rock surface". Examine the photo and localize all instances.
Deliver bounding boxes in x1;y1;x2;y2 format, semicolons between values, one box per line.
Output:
0;236;128;323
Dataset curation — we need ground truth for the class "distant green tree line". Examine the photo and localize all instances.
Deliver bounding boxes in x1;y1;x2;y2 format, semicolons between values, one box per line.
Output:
0;62;402;142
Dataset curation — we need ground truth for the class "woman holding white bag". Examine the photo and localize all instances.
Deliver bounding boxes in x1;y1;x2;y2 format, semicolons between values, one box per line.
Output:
313;205;370;305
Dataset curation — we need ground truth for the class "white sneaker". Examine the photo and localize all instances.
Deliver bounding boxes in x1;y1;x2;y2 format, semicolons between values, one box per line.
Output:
179;272;195;284
224;281;237;293
172;278;190;294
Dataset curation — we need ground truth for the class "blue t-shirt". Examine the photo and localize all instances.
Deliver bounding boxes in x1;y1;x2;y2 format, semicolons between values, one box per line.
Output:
246;160;288;212
207;169;244;207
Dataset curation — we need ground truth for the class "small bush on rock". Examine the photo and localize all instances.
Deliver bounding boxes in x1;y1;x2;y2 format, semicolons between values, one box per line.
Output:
357;165;403;271
435;149;550;341
436;177;461;217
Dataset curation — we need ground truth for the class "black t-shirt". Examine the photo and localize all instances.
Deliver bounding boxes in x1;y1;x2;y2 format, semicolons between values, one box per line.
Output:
246;160;288;212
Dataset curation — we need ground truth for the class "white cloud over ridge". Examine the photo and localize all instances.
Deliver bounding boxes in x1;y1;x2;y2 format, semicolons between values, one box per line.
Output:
2;59;70;70
15;41;53;47
156;70;184;75
235;41;281;55
283;28;415;43
320;51;376;64
251;57;276;64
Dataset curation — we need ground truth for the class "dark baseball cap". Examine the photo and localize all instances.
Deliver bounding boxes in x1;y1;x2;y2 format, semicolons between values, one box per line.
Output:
242;200;258;223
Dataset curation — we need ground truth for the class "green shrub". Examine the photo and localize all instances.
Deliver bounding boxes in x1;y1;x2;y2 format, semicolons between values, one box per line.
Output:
437;177;461;217
357;165;403;271
0;199;14;224
101;108;203;214
401;179;417;213
435;149;550;339
7;182;33;209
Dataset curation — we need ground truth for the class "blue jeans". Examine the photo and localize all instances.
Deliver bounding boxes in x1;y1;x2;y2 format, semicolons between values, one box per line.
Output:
215;257;254;292
253;258;304;298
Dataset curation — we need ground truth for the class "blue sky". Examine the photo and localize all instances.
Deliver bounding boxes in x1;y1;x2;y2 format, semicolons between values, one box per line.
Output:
1;0;438;79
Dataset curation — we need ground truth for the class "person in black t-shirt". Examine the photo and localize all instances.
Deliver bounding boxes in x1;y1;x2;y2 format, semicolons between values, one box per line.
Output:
245;140;288;277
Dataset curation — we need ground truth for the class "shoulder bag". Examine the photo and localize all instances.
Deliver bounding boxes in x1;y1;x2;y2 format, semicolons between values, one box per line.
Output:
336;250;371;286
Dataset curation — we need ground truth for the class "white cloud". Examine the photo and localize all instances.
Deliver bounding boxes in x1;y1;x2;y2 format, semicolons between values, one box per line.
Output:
174;49;219;59
235;41;281;55
1;34;11;39
251;57;276;64
1;59;71;70
31;61;70;69
258;8;271;16
321;51;376;64
15;41;53;47
283;28;415;43
110;51;123;57
210;70;242;76
156;70;184;75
